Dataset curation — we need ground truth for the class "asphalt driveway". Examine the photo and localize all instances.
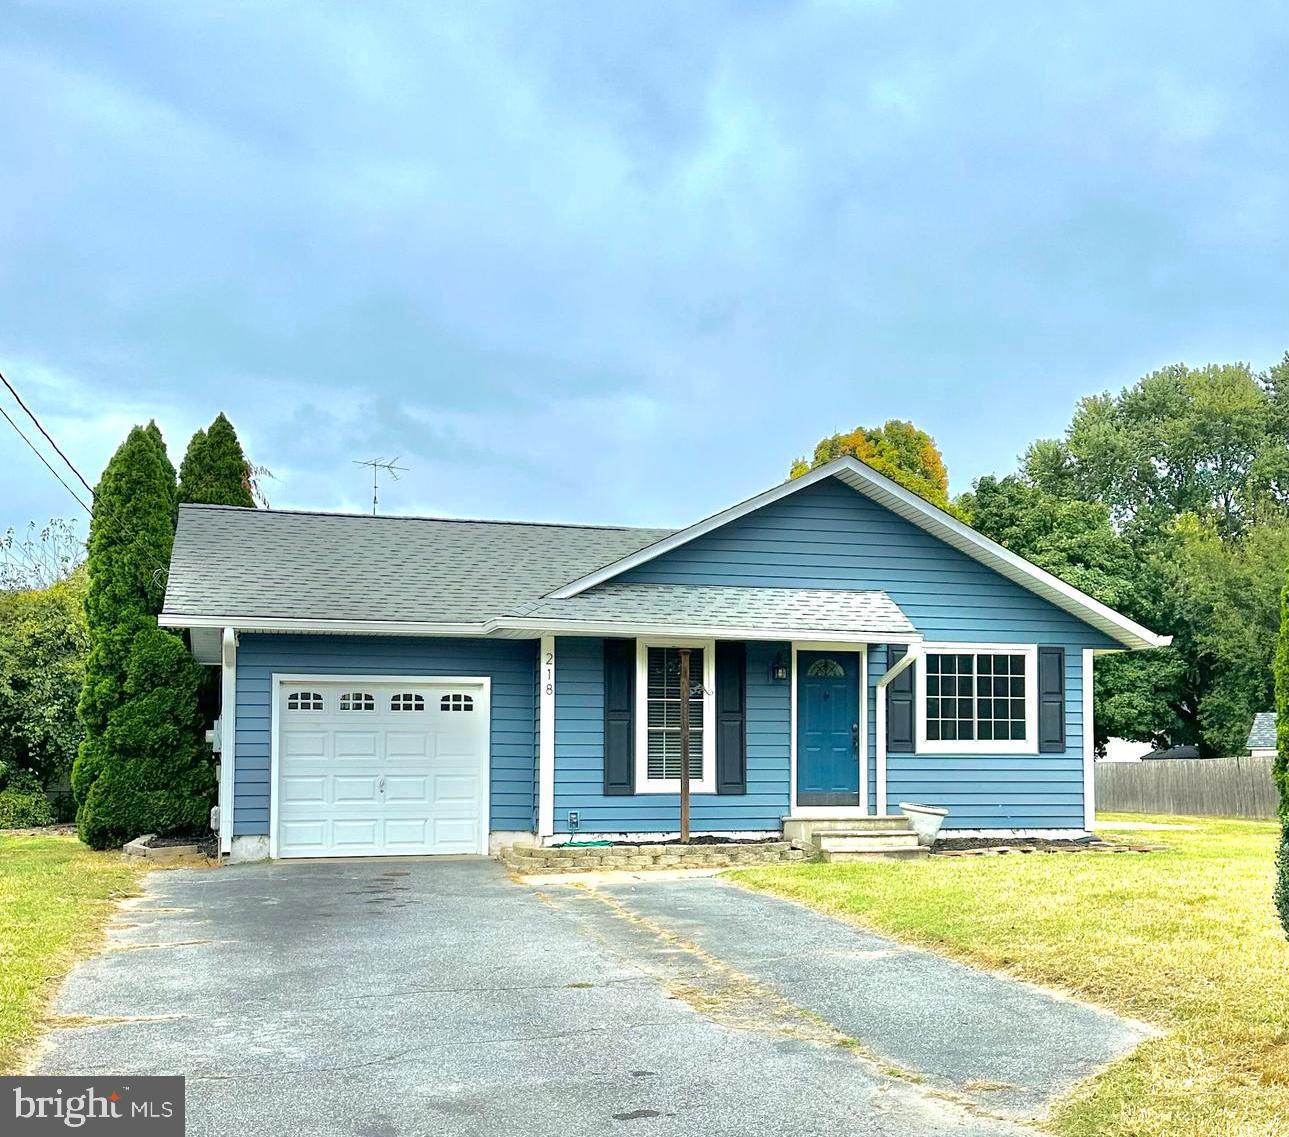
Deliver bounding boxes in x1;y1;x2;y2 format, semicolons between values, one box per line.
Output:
31;859;1147;1136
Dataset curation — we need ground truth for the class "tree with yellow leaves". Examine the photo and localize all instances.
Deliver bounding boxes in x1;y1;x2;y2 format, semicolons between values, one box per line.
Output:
790;420;951;509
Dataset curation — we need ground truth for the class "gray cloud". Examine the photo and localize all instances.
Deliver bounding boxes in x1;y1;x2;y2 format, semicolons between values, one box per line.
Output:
2;1;1287;536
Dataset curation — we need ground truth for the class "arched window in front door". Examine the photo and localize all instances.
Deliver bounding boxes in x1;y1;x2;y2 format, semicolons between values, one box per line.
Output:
806;658;846;678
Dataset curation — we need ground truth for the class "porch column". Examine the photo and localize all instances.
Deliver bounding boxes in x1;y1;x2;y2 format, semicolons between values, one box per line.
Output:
219;627;238;855
538;635;556;839
1082;648;1095;831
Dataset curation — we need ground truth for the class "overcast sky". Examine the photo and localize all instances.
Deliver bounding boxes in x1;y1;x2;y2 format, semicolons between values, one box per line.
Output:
2;1;1287;542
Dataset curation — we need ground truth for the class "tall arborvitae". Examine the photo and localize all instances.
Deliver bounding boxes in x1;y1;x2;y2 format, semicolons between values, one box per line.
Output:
73;423;214;848
1274;571;1289;937
178;413;255;507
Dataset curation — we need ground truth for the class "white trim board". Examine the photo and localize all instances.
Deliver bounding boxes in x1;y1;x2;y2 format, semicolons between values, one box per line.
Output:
268;673;492;859
1083;648;1095;831
546;456;1169;652
218;628;238;855
161;611;923;646
538;636;555;837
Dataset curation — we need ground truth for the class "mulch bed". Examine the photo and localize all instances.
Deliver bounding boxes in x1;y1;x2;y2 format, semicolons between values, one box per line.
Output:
0;823;78;838
557;834;771;849
932;836;1163;856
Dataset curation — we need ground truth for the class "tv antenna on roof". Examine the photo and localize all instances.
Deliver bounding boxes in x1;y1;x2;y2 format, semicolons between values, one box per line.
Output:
352;456;408;515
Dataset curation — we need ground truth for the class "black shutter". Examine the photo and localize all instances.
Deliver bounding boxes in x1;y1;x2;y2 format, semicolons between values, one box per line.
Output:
715;642;747;794
886;644;915;753
603;638;635;795
1038;646;1066;753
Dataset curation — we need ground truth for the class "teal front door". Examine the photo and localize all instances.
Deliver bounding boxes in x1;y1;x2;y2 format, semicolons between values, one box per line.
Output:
797;650;860;802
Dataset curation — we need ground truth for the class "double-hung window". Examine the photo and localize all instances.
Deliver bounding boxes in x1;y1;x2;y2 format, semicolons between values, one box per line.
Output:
916;644;1037;754
635;640;715;793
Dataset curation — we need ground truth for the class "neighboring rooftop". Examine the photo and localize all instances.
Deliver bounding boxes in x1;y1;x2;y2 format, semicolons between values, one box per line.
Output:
1141;744;1203;761
162;504;673;625
1246;711;1277;752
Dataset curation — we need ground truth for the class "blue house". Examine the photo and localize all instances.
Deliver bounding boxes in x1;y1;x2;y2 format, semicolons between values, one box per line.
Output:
161;456;1168;861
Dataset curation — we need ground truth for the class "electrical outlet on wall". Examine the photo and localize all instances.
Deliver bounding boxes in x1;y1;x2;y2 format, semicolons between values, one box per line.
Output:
568;811;580;830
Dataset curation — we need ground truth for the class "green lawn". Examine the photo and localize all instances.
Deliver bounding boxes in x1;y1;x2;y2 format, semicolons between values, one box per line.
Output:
0;833;147;1073
731;815;1289;1137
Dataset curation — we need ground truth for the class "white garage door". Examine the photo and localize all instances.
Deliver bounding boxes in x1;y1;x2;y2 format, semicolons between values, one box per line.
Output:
273;677;489;858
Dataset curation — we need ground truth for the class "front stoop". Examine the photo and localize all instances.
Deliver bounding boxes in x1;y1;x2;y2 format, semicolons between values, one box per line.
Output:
813;829;929;862
783;814;915;843
782;815;930;861
500;840;809;874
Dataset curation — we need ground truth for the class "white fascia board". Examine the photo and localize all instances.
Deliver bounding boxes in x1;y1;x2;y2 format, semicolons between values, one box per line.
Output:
546;456;1170;652
159;614;490;636
491;617;922;643
161;611;922;644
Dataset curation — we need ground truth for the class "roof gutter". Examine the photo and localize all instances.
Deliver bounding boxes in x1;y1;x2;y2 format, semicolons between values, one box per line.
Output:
161;611;926;644
159;614;492;637
489;617;923;643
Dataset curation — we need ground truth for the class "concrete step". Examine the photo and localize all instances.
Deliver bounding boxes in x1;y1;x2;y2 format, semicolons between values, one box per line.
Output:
821;845;930;863
783;814;913;843
814;831;921;853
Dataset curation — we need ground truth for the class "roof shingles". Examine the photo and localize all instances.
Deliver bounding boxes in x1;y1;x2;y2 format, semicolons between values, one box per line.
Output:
162;505;672;624
517;583;916;636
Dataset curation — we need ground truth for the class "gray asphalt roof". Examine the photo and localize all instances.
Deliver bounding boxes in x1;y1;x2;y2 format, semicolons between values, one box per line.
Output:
162;505;673;624
1246;711;1277;750
517;583;916;636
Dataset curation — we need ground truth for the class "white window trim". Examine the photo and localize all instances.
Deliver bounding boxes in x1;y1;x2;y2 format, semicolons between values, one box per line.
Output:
634;637;716;794
915;642;1039;755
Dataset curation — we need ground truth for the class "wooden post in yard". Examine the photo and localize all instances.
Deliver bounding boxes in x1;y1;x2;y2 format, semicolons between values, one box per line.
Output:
679;647;691;844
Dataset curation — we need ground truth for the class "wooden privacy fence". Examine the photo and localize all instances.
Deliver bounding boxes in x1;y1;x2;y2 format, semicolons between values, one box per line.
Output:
1096;755;1279;819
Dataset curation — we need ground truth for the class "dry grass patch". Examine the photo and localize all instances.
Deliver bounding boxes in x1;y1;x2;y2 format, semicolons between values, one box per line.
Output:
730;814;1289;1137
0;832;147;1072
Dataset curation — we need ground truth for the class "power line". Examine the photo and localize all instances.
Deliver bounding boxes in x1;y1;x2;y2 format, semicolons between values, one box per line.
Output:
0;386;170;586
0;367;96;497
0;401;93;514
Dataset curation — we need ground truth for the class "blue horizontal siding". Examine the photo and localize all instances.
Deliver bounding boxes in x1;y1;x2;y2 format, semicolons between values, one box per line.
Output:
886;644;1085;829
620;477;1120;649
233;634;537;837
617;478;1100;830
552;638;790;834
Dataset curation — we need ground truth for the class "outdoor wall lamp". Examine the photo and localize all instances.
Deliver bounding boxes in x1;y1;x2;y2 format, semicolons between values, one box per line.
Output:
770;653;789;683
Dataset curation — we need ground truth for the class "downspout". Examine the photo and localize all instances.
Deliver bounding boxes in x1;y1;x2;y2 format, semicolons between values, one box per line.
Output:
874;643;920;817
219;627;238;856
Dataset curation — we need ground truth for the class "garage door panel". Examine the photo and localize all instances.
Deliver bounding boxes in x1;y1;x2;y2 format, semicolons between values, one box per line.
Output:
432;774;479;806
276;680;488;858
282;775;327;804
332;819;380;848
333;775;381;804
383;775;430;803
384;818;429;845
433;818;480;851
280;820;327;852
333;731;380;759
283;731;329;759
386;733;430;758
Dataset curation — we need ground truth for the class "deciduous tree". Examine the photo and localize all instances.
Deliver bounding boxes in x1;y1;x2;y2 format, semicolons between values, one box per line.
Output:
791;420;952;509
